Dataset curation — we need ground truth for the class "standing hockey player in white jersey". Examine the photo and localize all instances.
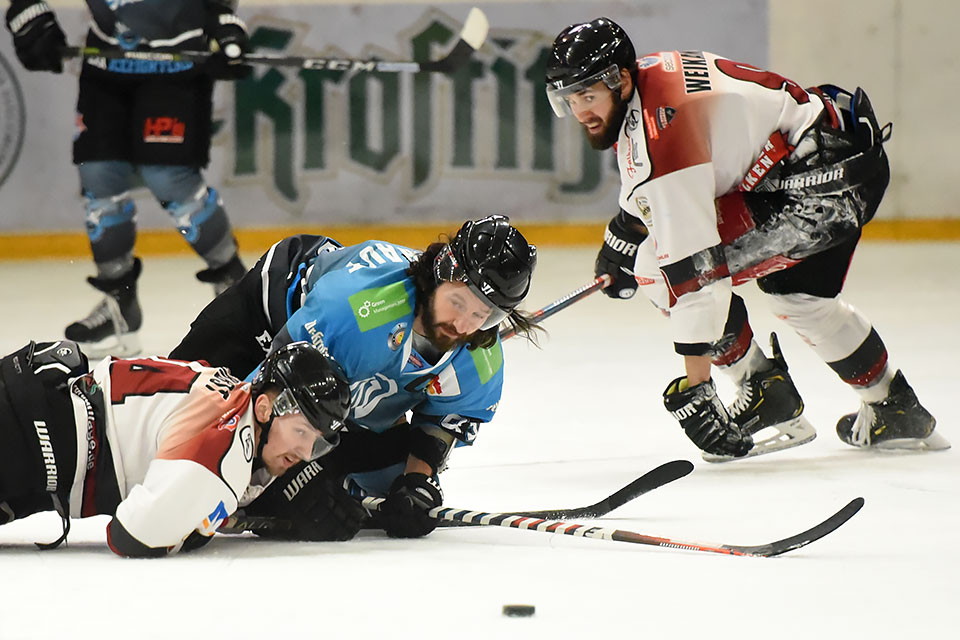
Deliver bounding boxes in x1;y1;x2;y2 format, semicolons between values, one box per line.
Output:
0;339;363;556
170;215;540;538
4;0;251;358
544;17;948;460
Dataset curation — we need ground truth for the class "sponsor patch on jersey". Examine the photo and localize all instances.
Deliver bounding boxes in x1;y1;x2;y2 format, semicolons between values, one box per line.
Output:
643;109;660;140
407;353;425;368
303;320;330;357
202;501;230;531
635;196;653;227
388;322;407;351
638;55;661;70
240;425;254;462
625;108;641;132
469;342;503;385
218;414;239;432
656;106;677;130
349;283;412;332
143;116;186;144
426;364;462;397
662;52;678;72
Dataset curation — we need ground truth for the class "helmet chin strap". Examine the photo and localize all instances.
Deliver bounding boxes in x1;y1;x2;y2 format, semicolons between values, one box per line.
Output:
252;414;275;471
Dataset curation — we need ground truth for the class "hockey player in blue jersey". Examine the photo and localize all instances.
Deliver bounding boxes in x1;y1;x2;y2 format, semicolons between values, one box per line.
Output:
170;215;540;539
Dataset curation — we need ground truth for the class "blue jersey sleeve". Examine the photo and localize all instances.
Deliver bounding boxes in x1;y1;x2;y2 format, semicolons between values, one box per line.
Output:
411;341;505;445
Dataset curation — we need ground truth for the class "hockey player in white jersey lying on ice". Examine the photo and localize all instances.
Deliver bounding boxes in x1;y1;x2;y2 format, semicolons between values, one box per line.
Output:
545;17;949;460
170;215;541;539
0;339;364;556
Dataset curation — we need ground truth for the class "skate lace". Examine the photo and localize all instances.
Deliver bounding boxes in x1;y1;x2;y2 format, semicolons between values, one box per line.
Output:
80;296;128;332
729;382;755;419
849;403;876;446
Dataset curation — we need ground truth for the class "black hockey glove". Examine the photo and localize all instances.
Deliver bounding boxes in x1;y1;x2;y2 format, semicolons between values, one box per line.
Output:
663;376;753;457
5;0;66;73
205;6;251;80
377;473;443;539
595;209;648;300
245;461;368;542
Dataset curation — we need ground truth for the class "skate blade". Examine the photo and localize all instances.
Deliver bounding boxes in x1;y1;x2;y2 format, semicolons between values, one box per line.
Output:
871;430;951;452
703;416;817;463
75;332;142;359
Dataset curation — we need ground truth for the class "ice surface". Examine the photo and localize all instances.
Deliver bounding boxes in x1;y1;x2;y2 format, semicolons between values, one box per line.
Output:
0;243;957;639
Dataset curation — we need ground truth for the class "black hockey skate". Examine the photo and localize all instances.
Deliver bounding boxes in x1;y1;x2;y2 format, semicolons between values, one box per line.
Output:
64;259;143;359
704;333;816;463
836;370;950;451
196;254;246;296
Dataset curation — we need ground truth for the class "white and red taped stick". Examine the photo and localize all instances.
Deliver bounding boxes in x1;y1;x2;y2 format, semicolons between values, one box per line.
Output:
498;273;611;341
361;495;864;558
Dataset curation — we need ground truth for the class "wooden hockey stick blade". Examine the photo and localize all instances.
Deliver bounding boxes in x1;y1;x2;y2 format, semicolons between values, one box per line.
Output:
423;496;864;557
438;459;692;527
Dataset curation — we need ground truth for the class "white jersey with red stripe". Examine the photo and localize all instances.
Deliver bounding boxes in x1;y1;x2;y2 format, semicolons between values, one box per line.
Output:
68;356;259;554
618;51;827;352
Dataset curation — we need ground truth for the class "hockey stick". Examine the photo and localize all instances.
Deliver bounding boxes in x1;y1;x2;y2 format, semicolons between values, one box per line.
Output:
216;459;691;534
363;496;865;558
438;458;692;527
61;7;488;73
499;274;611;341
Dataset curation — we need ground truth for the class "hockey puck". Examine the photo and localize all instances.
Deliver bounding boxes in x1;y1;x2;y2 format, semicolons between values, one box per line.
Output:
502;604;535;617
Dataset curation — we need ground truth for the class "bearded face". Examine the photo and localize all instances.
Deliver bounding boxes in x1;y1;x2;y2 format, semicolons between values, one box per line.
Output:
582;88;629;150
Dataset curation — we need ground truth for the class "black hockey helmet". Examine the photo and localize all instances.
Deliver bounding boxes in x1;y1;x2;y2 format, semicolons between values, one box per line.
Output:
252;342;351;459
434;215;537;330
545;17;636;117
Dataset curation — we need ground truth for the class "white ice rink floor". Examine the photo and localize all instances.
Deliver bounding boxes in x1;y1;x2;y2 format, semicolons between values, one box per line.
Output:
0;242;957;639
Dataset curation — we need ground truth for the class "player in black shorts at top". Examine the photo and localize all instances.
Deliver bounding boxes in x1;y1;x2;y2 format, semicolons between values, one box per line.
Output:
4;0;252;358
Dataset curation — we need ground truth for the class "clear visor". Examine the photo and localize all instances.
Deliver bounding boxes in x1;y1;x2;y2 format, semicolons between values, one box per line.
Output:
464;283;509;331
546;64;622;117
272;388;343;460
436;245;510;331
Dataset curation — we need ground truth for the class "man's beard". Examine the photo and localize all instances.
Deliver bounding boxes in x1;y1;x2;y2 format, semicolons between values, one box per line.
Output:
420;293;471;352
585;91;629;150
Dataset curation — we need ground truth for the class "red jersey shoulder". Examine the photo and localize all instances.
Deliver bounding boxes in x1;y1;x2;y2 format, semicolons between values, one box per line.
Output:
159;400;253;477
633;52;712;180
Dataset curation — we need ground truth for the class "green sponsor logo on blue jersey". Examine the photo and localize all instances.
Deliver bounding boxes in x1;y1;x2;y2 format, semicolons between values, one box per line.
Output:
470;341;503;384
349;283;412;332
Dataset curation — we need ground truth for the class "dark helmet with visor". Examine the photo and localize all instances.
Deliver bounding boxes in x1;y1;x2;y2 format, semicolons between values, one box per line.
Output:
252;341;351;460
545;17;637;117
434;215;537;330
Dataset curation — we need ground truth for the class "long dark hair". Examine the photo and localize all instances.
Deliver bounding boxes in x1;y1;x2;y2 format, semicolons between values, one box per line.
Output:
407;240;543;350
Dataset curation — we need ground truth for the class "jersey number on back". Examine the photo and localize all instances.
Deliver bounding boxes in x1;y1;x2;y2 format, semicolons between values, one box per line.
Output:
716;58;809;105
110;358;200;404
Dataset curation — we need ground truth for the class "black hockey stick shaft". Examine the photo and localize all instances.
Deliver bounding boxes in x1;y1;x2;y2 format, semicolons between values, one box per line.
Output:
498;274;611;341
61;7;488;73
439;458;692;527
369;496;864;558
217;458;690;534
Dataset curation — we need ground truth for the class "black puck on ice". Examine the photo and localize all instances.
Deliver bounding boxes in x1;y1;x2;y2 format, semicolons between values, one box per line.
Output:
502;604;535;617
